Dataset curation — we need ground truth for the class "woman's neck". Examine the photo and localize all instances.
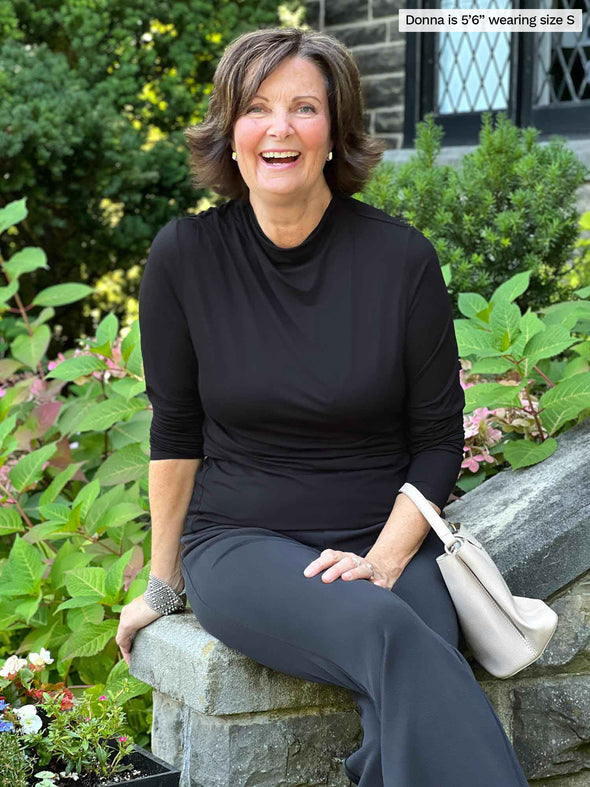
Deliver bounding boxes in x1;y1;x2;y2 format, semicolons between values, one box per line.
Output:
248;186;333;248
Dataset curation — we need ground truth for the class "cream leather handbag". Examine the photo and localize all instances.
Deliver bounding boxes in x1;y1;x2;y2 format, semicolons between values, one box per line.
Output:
398;482;559;679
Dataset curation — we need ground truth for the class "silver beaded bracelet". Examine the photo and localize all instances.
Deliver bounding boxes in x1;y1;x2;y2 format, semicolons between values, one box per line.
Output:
144;572;187;615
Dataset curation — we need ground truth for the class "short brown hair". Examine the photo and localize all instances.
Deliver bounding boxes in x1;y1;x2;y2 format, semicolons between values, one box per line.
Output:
184;26;387;202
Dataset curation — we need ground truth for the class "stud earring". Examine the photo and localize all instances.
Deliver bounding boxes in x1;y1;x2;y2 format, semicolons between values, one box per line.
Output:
232;151;237;160
326;151;333;161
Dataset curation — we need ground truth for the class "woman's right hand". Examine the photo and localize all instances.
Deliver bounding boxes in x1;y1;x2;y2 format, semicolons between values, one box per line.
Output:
116;595;163;666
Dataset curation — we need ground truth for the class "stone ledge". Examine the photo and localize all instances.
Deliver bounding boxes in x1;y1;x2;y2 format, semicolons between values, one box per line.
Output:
130;612;356;717
443;418;590;601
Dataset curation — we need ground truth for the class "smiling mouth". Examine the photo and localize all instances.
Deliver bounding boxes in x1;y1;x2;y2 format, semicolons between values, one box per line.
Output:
259;153;301;165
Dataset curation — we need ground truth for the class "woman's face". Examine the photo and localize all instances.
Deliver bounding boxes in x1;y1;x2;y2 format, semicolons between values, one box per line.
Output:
231;56;333;201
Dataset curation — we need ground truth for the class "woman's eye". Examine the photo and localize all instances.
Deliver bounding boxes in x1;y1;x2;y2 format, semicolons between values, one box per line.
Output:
246;105;316;114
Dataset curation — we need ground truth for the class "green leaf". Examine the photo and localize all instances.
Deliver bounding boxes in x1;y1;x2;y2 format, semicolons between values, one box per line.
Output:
11;325;51;370
464;381;525;412
56;596;104;611
457;292;489;320
1;536;45;595
15;592;42;624
490;270;531;305
0;197;27;234
64;567;106;600
94;443;149;486
557;340;588;359
46;355;108;381
56;397;98;435
62;619;118;660
16;619;68;656
104;549;135;603
0;507;24;536
110;412;150;449
32;283;94;307
49;542;94;591
9;442;57;493
105;658;152;703
489;299;521;352
503;437;558;469
85;485;127;536
3;247;49;279
96;313;119;346
38;503;70;523
121;320;140;365
31;307;56;329
94;502;146;537
0;358;22;379
110;377;146;399
27;520;75;543
0;279;19;304
560;356;589;380
523;324;577;364
67;604;104;630
39;462;84;505
468;358;514;376
126;343;143;377
454;319;497;358
0;413;17;450
541;300;590;330
538;371;590;434
72;478;101;519
507;310;546;358
77;395;146;432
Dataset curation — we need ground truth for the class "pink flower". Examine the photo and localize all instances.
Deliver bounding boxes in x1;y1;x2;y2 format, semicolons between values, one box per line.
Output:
118;736;127;743
98;695;107;701
47;352;66;372
461;452;496;473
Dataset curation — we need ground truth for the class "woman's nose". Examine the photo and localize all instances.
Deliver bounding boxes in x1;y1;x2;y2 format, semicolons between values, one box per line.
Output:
265;110;294;137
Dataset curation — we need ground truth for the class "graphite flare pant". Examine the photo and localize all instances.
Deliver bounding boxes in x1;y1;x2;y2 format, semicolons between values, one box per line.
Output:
179;521;530;787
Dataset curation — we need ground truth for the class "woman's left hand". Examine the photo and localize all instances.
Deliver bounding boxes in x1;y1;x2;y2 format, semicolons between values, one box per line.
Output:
303;549;402;591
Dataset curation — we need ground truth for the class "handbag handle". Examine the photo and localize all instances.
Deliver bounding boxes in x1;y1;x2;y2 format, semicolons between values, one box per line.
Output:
398;482;462;551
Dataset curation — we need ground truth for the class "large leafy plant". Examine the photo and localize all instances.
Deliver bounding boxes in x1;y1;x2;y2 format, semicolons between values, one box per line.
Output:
360;111;588;315
452;266;590;473
0;198;152;743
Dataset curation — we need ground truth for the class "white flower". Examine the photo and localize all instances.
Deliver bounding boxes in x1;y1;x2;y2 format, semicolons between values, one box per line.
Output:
27;648;53;668
0;655;28;677
15;704;43;734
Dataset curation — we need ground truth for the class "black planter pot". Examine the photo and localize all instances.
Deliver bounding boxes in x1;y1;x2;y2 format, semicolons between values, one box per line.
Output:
101;744;181;786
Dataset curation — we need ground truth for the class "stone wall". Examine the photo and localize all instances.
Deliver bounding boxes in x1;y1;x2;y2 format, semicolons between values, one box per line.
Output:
130;419;590;786
305;0;405;150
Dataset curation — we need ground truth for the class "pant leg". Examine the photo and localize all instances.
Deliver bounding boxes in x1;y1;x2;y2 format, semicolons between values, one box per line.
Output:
180;524;530;787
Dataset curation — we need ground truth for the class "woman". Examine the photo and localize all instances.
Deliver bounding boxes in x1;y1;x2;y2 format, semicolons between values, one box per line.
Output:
116;26;530;787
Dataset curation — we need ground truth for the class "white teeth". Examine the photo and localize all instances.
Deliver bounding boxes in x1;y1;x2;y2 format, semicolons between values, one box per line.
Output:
261;152;300;160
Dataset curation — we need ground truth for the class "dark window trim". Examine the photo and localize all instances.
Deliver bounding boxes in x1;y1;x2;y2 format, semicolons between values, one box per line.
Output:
403;0;590;147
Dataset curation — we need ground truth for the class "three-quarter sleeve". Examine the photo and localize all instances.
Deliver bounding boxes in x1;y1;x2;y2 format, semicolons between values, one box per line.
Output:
138;218;205;460
401;235;465;511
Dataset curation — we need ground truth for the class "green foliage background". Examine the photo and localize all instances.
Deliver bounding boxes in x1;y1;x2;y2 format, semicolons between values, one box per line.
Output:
0;0;294;354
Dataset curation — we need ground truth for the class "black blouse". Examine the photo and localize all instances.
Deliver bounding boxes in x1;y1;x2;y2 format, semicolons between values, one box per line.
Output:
138;192;465;531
